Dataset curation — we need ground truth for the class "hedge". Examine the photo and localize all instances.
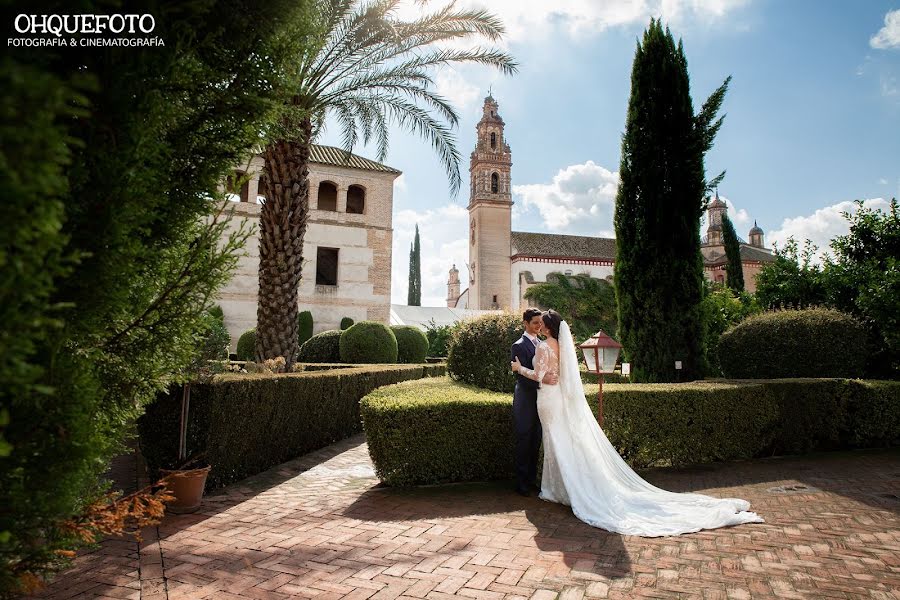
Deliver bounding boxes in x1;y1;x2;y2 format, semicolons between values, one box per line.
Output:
340;317;354;330
138;364;445;490
298;310;314;345
236;328;256;361
391;325;429;364
447;313;522;392
718;308;867;378
361;377;900;486
340;321;398;364
298;330;342;363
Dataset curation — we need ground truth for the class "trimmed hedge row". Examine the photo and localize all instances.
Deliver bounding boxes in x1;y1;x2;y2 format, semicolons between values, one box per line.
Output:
298;330;342;363
138;364;445;490
361;377;900;486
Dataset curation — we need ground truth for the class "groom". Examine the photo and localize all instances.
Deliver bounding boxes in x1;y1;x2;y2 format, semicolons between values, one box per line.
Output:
511;308;556;496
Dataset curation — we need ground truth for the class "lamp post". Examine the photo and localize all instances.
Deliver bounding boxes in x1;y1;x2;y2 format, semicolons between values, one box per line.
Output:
579;330;622;426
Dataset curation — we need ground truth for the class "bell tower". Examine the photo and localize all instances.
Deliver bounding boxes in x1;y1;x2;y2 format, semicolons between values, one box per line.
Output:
468;95;512;310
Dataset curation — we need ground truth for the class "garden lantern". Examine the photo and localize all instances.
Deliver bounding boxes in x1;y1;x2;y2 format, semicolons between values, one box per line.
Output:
579;330;622;426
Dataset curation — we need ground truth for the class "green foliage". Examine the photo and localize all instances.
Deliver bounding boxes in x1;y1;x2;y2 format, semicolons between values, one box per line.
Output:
340;317;355;330
362;377;900;485
718;308;867;379
614;19;729;382
447;313;522;392
236;329;257;362
721;214;745;292
298;311;314;346
823;199;900;377
424;319;453;357
198;314;231;364
700;282;761;375
297;330;343;363
754;237;826;310
523;273;617;342
208;305;225;322
1;0;312;589
407;225;422;306
391;326;429;364
339;322;398;364
139;365;445;490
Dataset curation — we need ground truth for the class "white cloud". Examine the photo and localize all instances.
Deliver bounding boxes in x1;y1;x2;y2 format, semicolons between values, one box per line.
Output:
393;203;469;307
393;173;408;195
871;9;900;49
433;68;482;114
879;177;889;185
767;198;891;261
513;161;619;236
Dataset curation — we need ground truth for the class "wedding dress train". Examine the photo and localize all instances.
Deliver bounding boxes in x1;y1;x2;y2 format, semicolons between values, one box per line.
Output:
520;322;763;537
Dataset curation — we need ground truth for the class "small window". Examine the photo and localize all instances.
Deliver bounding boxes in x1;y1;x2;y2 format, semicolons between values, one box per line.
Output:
316;247;339;286
227;170;249;202
491;172;499;193
347;185;365;214
492;294;498;303
490;132;496;149
317;181;337;211
257;174;268;202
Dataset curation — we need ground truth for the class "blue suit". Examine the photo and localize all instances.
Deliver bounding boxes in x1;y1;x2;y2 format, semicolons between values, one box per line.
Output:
511;335;541;493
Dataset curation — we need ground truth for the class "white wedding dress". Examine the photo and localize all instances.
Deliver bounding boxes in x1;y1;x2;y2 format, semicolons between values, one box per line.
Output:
519;321;763;537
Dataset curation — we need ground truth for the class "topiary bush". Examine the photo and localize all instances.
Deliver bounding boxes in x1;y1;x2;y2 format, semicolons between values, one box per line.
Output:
236;328;256;361
391;325;429;364
298;330;343;363
340;317;354;330
199;314;230;361
340;321;398;364
447;313;522;392
424;319;453;357
298;310;314;345
718;308;868;378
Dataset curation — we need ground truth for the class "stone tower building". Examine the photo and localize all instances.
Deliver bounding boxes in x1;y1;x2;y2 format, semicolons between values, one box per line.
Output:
446;264;460;307
468;95;512;310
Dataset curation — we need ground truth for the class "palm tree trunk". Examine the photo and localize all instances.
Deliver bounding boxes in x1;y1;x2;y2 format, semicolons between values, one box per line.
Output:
256;118;312;368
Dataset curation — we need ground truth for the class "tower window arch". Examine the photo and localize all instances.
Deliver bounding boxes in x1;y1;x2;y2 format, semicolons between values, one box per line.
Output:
491;172;499;193
347;184;365;214
317;181;338;211
490;132;496;149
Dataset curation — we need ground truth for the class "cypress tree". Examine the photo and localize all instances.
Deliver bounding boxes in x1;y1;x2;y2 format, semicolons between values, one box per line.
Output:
613;19;731;382
407;225;422;306
722;213;745;292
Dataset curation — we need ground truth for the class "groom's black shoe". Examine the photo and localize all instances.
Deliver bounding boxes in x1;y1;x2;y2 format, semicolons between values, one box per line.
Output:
515;485;531;497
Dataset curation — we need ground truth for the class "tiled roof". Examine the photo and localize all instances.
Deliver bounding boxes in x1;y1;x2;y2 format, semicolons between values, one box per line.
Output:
511;232;617;260
310;144;401;174
704;244;775;265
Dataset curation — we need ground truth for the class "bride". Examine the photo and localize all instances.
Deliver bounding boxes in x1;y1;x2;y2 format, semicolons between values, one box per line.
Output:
511;310;763;537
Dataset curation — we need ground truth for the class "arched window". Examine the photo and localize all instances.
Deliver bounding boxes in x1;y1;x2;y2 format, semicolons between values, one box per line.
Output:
347;185;365;214
257;174;268;204
490;132;496;149
227;170;249;202
490;172;499;193
317;181;337;211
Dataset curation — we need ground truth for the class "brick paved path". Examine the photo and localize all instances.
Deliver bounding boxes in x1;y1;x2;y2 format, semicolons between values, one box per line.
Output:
33;437;900;599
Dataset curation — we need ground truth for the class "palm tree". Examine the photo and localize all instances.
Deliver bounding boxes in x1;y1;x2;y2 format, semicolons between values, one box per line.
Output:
255;0;517;365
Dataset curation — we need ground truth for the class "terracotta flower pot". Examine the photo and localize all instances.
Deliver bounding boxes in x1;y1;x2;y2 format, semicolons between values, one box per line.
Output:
160;466;211;514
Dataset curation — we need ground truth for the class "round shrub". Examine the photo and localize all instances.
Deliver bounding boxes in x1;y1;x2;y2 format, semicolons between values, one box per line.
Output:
718;308;867;378
298;330;343;363
298;310;313;345
447;313;522;392
200;315;231;361
340;317;354;330
236;328;256;361
391;325;429;364
340;321;398;364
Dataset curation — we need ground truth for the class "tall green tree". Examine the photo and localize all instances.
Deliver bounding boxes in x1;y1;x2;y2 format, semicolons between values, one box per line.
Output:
524;273;617;342
721;213;745;292
614;19;730;382
1;0;309;590
255;0;517;366
408;225;422;306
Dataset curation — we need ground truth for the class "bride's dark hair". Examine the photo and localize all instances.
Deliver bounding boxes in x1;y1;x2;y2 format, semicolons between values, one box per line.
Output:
541;310;562;340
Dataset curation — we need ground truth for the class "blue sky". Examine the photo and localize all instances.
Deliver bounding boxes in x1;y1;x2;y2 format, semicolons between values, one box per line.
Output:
318;0;900;307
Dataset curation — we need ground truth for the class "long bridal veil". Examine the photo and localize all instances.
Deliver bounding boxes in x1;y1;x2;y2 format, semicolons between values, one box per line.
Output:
550;321;763;537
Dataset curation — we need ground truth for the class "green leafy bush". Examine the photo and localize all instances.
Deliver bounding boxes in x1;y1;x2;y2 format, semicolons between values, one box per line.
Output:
236;329;257;361
447;313;522;392
700;282;761;375
718;308;867;378
339;321;398;364
424;319;452;357
199;314;231;362
208;305;225;321
361;377;900;485
138;364;445;490
340;317;354;330
297;330;342;363
391;326;429;364
298;311;314;345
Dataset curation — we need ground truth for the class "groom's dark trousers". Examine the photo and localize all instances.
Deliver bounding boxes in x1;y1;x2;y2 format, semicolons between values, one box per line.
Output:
511;336;541;493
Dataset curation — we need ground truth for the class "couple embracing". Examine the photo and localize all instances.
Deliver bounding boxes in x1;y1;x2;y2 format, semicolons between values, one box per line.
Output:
510;308;764;537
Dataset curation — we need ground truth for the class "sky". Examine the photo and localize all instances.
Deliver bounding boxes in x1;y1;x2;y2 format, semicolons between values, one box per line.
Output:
317;0;900;307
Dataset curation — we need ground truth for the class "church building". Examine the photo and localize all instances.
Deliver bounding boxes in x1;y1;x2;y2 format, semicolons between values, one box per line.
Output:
448;96;774;311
